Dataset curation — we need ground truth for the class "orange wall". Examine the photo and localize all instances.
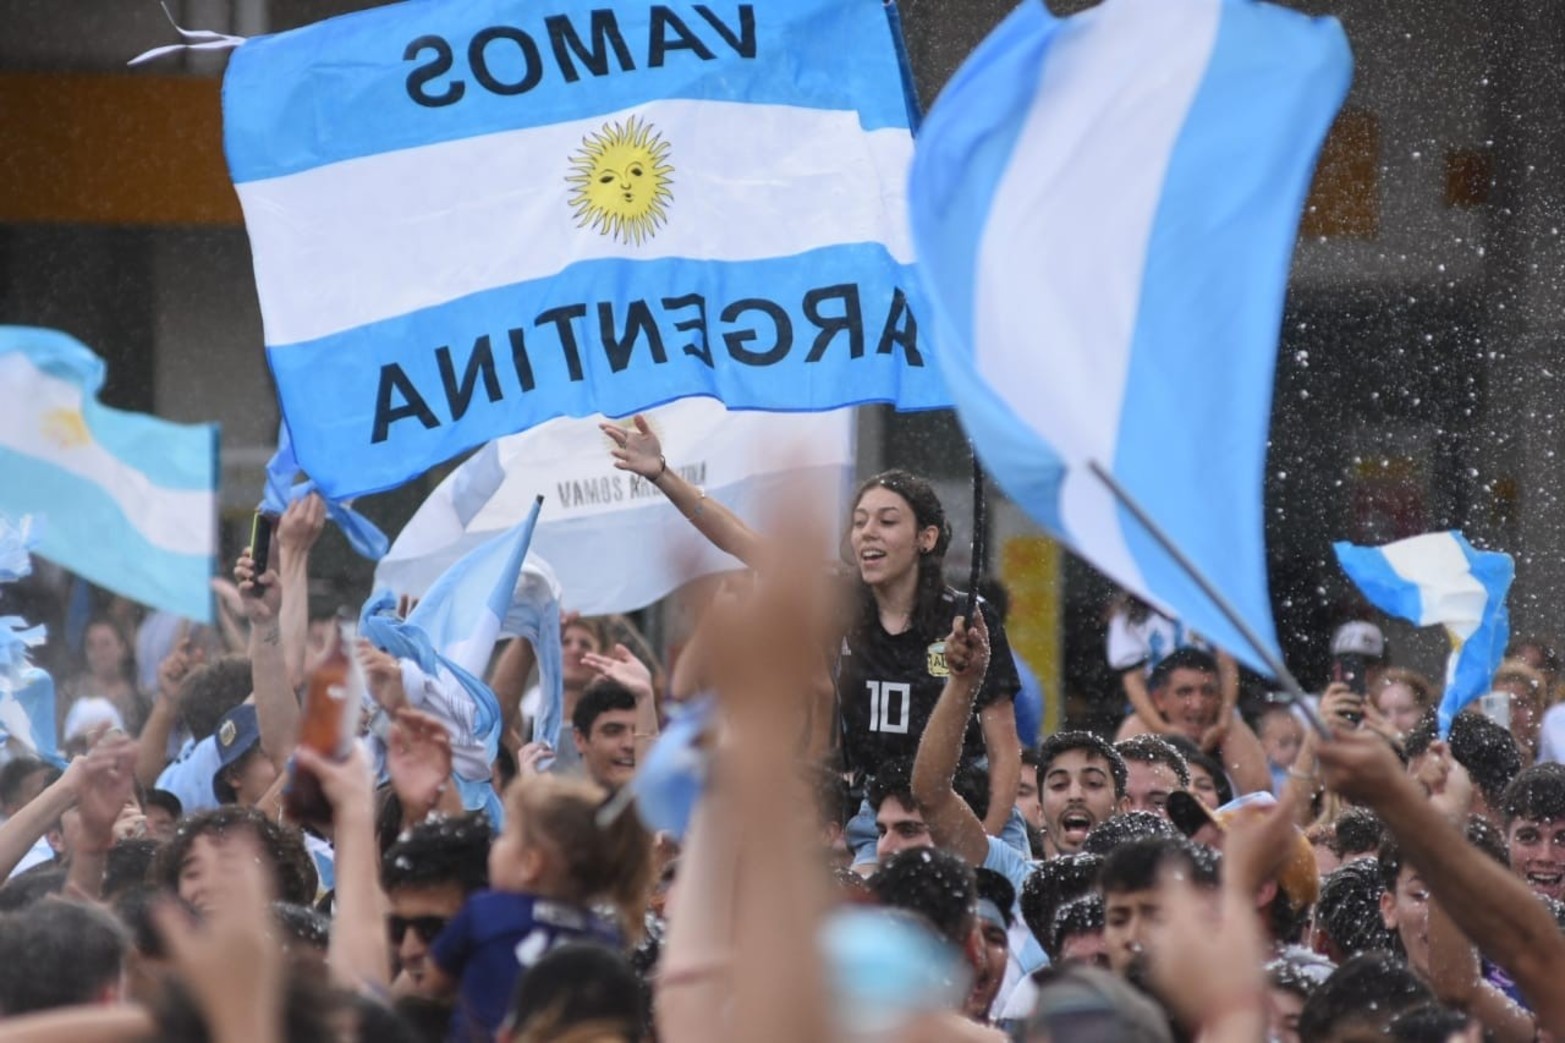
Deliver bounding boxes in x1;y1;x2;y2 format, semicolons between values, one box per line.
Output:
0;72;241;226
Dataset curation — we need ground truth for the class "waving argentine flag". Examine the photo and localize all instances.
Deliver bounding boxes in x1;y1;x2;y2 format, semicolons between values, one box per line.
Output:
362;498;562;814
0;328;217;622
1334;532;1513;735
224;0;938;499
907;0;1350;674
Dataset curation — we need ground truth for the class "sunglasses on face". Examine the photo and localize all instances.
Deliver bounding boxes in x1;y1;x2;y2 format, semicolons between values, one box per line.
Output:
387;915;449;946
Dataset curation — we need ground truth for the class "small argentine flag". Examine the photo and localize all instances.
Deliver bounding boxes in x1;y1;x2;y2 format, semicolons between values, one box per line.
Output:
906;0;1351;674
0;328;217;622
224;0;939;499
1334;532;1514;736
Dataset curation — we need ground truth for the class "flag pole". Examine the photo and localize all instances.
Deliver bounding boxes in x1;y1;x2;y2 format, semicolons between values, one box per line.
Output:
965;452;986;621
1087;460;1329;737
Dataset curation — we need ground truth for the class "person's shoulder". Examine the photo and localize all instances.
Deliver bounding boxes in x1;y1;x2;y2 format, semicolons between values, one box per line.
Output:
982;834;1036;889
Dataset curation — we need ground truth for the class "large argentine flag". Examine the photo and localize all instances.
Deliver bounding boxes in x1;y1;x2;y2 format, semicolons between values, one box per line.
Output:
0;328;217;622
1334;533;1513;735
224;0;938;500
907;0;1351;674
376;398;854;615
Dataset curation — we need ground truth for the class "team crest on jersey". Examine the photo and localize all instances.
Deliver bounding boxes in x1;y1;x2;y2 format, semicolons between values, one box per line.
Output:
926;642;949;678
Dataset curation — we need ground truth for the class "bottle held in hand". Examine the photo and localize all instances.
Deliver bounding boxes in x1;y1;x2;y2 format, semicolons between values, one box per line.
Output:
284;613;361;825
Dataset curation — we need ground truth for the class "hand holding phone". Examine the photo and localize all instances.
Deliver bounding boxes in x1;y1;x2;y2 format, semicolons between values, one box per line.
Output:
245;512;275;596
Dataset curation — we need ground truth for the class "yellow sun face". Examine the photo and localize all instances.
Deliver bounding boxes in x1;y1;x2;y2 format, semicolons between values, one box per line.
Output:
567;115;675;246
41;408;90;449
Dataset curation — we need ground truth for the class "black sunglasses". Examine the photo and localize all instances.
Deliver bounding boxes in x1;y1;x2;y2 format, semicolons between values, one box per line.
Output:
387;915;449;946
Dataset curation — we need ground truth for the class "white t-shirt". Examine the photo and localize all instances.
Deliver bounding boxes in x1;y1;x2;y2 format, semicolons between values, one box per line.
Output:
1105;607;1212;675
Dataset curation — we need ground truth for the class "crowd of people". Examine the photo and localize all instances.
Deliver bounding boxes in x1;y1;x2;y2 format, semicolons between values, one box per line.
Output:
2;417;1565;1043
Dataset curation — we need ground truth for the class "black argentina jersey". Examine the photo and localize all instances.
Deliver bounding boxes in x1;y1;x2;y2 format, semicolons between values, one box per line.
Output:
837;591;1020;780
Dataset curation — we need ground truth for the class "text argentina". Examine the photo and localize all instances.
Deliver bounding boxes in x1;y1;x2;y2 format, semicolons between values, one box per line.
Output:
372;283;922;443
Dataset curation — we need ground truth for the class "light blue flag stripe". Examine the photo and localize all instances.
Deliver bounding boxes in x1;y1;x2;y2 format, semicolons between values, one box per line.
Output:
0;668;61;765
0;327;217;622
1333;532;1513;735
0;449;216;624
908;0;1350;675
223;0;915;183
1113;0;1350;667
270;248;935;497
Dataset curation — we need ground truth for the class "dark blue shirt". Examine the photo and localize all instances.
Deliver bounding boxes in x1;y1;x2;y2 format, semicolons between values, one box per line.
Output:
431;890;620;1040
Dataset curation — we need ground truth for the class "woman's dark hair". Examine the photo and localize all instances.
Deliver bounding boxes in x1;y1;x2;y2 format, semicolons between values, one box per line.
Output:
848;470;954;643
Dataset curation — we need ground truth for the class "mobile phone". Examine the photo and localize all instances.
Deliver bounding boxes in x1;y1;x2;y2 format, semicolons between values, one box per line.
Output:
248;512;275;586
1479;691;1512;731
1330;653;1368;697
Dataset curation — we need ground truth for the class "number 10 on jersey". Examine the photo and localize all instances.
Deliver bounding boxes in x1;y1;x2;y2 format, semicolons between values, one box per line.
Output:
866;681;911;733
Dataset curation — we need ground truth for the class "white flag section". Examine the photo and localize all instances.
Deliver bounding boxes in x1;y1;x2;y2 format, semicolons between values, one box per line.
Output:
377;400;854;614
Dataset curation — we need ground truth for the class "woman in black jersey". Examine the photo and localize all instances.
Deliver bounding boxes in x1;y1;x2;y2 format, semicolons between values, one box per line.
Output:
601;417;1024;865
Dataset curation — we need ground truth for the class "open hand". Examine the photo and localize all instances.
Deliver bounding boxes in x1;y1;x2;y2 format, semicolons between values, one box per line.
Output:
385;709;454;821
600;414;665;479
583;644;655;702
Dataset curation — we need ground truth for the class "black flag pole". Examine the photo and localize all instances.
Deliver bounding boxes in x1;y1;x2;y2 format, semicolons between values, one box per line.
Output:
1086;459;1330;738
965;451;986;622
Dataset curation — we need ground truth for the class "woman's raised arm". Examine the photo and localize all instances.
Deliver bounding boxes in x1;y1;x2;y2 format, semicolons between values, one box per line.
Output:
601;415;766;567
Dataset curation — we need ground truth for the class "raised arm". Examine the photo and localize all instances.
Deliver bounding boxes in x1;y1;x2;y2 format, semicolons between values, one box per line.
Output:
1318;726;1565;1036
63;735;137;901
910;612;992;866
274;494;326;691
0;759;80;879
236;549;298;774
583;644;661;763
601;415;765;567
135;632;200;788
489;636;536;745
295;743;390;992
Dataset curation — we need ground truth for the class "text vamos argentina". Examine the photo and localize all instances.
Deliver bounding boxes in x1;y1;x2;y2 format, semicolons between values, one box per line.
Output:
404;6;757;106
371;285;921;443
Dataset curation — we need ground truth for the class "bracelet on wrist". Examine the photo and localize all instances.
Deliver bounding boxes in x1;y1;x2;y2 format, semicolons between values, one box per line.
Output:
654;454;668;480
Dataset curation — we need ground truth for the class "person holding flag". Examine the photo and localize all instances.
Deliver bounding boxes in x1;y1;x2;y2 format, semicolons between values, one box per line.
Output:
600;416;1027;867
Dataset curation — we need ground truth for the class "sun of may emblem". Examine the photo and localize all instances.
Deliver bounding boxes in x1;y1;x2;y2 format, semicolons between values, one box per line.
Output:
567;115;675;246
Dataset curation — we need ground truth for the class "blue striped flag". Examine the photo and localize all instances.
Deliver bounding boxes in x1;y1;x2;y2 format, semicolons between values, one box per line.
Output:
362;498;562;813
1334;532;1513;735
223;0;941;499
907;0;1350;675
0;328;218;622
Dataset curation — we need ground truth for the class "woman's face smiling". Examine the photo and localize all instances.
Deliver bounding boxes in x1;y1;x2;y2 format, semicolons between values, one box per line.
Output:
850;486;933;590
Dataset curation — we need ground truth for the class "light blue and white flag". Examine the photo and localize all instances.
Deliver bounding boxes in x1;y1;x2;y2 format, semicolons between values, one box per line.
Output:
629;695;713;839
0;669;61;765
362;498;562;794
0;328;218;622
224;0;939;499
1333;532;1513;735
259;423;389;561
376;397;853;615
907;0;1350;674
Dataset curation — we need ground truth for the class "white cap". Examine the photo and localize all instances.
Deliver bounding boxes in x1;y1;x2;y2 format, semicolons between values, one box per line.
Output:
1330;621;1385;659
62;697;125;743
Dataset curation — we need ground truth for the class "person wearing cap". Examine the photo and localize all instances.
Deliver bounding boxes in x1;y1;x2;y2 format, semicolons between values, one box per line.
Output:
1166;790;1320;950
140;789;181;841
211;704;278;809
